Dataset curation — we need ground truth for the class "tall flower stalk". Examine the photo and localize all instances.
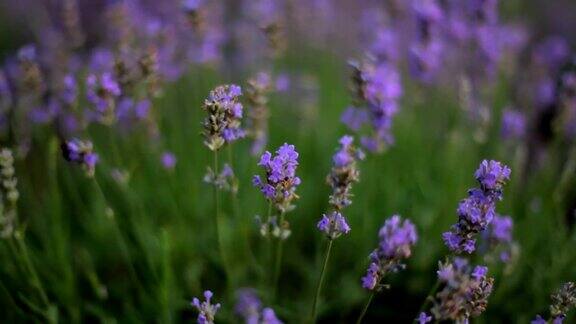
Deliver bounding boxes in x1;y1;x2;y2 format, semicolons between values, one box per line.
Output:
0;148;54;322
253;143;300;300
417;160;511;322
309;135;363;322
202;84;245;285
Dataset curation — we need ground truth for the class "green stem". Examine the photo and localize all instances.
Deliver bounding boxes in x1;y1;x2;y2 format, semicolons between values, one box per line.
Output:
271;211;285;301
415;279;440;320
14;234;50;309
355;291;375;324
92;177;143;292
309;239;334;323
213;150;230;286
228;146;258;268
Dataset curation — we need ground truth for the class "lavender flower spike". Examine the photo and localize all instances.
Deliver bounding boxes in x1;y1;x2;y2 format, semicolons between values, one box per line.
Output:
326;135;364;210
431;258;494;323
191;290;221;324
361;215;417;290
61;139;99;177
443;160;510;254
317;211;351;240
252;143;301;213
202;84;245;151
417;312;432;324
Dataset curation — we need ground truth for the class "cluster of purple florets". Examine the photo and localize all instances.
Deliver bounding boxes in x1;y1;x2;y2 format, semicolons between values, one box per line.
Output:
61;139;99;177
315;135;364;240
202;84;245;151
191;290;221;324
443;160;511;254
86;72;122;124
342;58;402;153
252;143;301;213
361;215;418;291
428;257;494;323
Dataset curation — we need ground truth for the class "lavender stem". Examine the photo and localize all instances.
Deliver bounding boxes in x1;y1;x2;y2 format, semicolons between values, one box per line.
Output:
309;239;334;323
355;291;375;324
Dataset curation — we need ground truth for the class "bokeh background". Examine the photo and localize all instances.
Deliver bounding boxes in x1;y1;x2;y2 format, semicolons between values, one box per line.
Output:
0;0;575;323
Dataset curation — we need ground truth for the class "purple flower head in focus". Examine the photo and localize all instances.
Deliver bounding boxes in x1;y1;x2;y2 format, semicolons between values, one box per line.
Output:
474;159;511;192
202;84;245;151
361;215;417;291
253;143;300;213
317;211;351;240
191;290;220;324
443;160;510;254
61;139;99;177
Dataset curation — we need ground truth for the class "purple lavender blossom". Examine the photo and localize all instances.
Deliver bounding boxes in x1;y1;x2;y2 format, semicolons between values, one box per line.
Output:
417;312;432;324
326;135;364;210
474;160;511;191
344;58;402;153
531;315;547;324
443;160;510;254
361;215;417;290
317;211;351;240
501;108;527;140
191;290;220;324
161;152;177;170
61;139;99;177
86;72;121;124
431;258;494;322
202;84;245;151
235;288;283;324
252;143;300;212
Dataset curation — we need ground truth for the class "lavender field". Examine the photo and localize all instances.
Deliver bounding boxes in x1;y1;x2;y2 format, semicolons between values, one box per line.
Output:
0;0;575;323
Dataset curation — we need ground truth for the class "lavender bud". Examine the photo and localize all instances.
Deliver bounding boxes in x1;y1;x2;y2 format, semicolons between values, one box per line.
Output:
317;211;351;240
0;148;18;239
253;143;300;213
431;258;494;323
361;215;417;291
202;85;245;151
61;139;99;177
191;290;220;324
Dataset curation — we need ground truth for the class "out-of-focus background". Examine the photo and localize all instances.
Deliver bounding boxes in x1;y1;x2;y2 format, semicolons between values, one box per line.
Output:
0;0;575;323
